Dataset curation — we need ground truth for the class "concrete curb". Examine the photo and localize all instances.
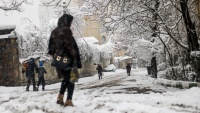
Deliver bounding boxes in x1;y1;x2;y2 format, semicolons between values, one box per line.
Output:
157;78;200;89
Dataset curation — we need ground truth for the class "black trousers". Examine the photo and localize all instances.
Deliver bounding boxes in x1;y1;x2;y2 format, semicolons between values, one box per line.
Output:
59;70;75;100
26;76;36;90
98;72;102;79
37;76;45;90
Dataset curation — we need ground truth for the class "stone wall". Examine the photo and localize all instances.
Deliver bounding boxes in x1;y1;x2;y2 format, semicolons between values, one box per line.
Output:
79;61;97;77
0;37;20;86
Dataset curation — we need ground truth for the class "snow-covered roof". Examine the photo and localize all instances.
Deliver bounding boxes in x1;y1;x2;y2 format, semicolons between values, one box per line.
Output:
0;25;16;30
114;56;132;62
82;37;99;44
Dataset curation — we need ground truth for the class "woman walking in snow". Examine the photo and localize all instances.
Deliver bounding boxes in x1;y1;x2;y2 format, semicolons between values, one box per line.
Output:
48;13;82;107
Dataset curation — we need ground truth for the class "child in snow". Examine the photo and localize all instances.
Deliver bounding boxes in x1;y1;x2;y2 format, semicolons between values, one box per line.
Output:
37;60;47;91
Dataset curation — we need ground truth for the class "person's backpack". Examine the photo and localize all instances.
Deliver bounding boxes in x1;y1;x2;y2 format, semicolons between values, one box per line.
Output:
22;61;29;71
26;58;36;71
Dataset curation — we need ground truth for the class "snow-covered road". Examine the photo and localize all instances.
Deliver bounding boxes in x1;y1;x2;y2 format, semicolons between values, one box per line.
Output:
0;69;200;113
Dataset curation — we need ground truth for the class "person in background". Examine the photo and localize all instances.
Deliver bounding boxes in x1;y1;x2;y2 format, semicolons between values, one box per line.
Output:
37;60;47;91
126;63;131;76
96;64;103;80
22;58;38;91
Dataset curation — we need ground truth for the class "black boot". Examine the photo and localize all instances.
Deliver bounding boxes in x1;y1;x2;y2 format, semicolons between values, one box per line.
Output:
26;86;29;91
33;86;38;91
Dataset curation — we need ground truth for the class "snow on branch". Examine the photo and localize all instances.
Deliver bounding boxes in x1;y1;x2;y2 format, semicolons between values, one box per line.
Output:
0;0;33;12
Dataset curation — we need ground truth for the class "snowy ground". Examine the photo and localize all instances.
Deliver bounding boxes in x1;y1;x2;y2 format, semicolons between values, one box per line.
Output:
0;68;200;113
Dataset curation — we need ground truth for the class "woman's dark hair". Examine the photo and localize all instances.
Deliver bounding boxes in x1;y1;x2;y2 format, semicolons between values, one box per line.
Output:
57;14;73;28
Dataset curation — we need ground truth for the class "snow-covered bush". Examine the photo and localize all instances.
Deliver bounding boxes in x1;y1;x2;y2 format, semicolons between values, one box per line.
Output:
157;70;167;78
163;64;197;81
158;63;167;71
77;38;114;64
77;39;100;63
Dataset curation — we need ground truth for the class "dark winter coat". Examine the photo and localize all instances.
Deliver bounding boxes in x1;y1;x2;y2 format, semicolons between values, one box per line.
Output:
48;14;82;78
22;60;38;77
96;65;103;73
126;64;131;73
38;67;47;77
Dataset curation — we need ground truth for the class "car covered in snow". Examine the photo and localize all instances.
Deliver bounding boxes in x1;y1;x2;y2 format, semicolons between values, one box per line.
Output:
103;64;116;72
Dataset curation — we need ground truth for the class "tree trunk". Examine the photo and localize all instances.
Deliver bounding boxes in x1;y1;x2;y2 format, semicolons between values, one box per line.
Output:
196;0;200;19
180;0;199;51
180;0;200;81
150;0;160;78
151;57;157;78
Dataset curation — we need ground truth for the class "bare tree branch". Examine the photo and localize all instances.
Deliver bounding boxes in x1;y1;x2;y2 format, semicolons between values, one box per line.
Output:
0;0;33;12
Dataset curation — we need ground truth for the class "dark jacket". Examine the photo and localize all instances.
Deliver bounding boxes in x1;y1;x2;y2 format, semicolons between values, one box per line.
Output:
48;14;82;78
126;64;131;72
96;65;103;73
38;67;47;77
22;60;38;77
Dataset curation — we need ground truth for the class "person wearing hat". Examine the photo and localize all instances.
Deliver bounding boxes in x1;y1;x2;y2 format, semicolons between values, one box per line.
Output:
37;60;47;91
96;64;103;80
22;58;38;91
126;63;131;76
48;13;82;107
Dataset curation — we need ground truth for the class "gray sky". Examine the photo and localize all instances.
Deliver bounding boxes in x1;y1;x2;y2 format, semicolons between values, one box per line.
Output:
0;0;40;27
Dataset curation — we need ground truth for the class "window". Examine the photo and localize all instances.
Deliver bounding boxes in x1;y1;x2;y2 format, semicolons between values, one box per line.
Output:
101;36;106;44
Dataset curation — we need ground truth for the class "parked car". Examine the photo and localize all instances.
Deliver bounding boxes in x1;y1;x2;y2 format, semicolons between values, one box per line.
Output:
103;64;116;72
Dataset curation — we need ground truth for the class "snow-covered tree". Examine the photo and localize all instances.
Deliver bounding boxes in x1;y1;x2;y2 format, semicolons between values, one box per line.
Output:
15;17;42;58
83;0;200;81
0;0;33;12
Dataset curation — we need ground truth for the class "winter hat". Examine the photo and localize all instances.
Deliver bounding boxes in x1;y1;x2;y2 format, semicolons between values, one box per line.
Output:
39;61;43;67
57;14;73;28
29;58;34;62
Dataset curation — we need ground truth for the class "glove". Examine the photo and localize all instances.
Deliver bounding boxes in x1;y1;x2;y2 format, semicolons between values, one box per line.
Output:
70;68;79;83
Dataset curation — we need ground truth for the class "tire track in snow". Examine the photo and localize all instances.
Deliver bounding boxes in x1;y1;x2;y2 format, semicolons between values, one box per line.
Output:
76;72;127;90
